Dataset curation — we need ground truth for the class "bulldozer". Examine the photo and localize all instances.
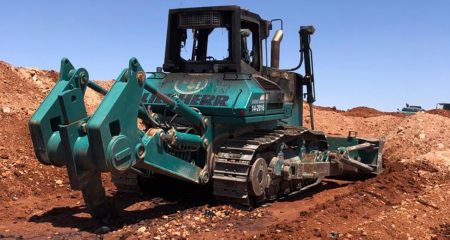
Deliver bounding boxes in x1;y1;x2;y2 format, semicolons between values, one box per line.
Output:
29;6;384;219
397;103;424;114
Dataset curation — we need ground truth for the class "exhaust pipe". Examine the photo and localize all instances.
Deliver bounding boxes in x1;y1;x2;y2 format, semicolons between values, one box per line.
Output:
270;29;283;69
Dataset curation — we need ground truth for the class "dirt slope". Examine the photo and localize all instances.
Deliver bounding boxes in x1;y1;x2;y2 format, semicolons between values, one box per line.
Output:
0;61;113;203
0;61;449;240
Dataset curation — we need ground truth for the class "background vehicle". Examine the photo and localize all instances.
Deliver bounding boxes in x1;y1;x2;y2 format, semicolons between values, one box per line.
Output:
398;103;425;114
437;103;450;110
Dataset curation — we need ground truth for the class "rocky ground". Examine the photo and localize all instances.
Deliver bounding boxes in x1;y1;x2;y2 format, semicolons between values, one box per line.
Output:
0;61;449;239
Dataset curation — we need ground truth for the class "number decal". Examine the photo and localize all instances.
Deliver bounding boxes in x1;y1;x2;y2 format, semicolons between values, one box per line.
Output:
251;104;265;112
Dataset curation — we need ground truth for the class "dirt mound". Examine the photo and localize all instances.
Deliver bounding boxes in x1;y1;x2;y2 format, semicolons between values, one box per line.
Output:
0;61;112;202
382;112;450;165
304;103;405;138
84;80;114;114
312;104;344;113
344;106;384;117
305;106;450;171
0;61;66;202
255;162;445;239
427;109;450;119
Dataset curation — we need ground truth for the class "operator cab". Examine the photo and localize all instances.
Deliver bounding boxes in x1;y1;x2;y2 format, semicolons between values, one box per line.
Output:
163;6;270;73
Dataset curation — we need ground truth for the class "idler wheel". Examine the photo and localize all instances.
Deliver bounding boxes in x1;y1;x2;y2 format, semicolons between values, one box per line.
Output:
248;158;268;196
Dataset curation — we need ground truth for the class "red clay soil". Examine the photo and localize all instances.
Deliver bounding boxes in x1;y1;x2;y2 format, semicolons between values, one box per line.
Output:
427;109;450;119
344;106;384;117
343;106;406;118
253;162;447;240
0;61;450;239
313;104;344;113
0;61;66;202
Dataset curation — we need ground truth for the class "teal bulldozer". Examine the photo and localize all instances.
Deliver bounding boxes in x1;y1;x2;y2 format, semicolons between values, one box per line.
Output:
29;6;384;219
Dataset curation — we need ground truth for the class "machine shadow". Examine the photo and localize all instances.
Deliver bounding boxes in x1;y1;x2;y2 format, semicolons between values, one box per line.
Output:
28;176;216;234
27;177;353;233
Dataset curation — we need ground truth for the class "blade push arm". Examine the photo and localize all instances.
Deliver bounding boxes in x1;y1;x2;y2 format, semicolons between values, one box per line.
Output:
86;59;211;183
87;58;147;173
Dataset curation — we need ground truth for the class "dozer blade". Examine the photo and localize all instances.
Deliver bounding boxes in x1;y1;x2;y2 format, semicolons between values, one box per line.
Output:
327;132;385;177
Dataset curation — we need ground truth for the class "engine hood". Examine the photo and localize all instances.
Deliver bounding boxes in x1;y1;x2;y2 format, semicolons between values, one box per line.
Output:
142;73;286;117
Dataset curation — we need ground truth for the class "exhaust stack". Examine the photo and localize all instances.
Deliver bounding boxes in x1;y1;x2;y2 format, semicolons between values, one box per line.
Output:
271;29;283;69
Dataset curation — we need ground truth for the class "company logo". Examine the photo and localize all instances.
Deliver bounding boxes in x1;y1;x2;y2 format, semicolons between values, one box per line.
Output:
175;79;209;94
142;93;229;107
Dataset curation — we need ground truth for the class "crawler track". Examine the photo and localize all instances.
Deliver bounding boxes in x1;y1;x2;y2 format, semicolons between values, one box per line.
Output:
212;127;327;206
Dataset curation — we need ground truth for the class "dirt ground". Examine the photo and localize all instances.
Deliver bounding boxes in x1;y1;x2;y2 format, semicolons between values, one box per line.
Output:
0;61;450;240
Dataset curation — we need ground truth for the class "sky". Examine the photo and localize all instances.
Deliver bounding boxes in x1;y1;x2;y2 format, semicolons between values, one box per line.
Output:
1;0;449;111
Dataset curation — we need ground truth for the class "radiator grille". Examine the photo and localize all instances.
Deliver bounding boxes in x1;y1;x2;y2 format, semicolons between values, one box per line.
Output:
178;12;221;28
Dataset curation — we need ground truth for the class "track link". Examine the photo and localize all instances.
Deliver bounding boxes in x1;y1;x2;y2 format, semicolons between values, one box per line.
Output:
212;127;315;205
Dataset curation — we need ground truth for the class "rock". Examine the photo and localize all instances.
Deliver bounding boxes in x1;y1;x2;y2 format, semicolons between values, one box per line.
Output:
419;133;426;139
157;226;165;234
162;215;169;220
153;236;161;240
2;107;10;113
330;232;339;239
95;226;111;234
55;179;63;185
172;220;181;226
418;170;428;177
137;226;146;234
216;211;224;217
1;154;9;159
12;195;18;201
437;143;444;149
205;210;216;219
